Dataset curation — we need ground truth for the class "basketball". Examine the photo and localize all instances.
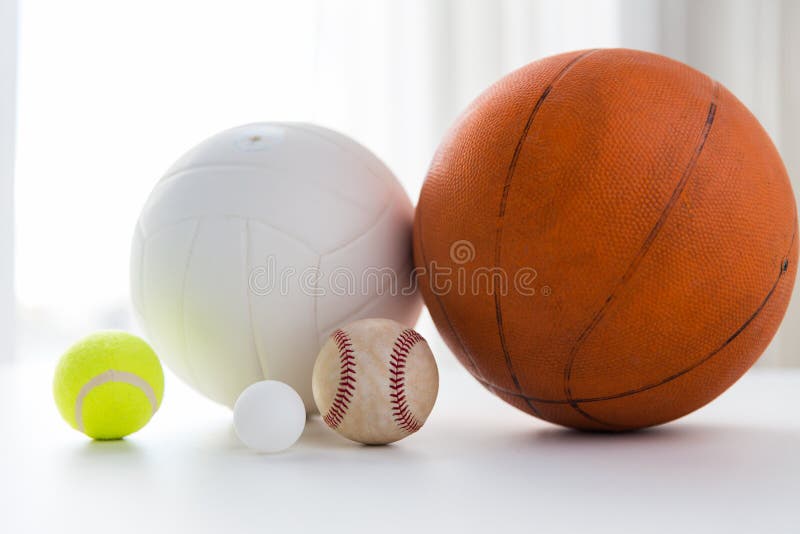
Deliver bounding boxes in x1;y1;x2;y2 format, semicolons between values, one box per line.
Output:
413;48;798;430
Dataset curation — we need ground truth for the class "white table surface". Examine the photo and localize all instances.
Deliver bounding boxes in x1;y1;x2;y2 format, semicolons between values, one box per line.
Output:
3;360;799;534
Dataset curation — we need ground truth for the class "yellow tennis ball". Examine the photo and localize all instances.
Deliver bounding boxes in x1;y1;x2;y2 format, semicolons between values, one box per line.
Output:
53;331;164;440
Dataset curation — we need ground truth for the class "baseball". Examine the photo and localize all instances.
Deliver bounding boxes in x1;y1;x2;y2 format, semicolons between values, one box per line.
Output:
312;318;438;445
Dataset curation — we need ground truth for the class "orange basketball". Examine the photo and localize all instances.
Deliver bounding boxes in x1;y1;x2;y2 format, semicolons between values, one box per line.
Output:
413;49;798;430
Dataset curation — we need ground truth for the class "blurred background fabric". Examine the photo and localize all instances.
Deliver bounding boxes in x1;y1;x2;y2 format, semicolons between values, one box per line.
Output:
0;0;16;361
3;0;799;364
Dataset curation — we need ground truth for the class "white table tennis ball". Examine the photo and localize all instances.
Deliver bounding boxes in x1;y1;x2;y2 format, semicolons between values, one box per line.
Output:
233;380;306;453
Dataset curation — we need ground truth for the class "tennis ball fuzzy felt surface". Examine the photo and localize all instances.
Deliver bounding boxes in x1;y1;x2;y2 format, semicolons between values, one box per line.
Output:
53;331;164;440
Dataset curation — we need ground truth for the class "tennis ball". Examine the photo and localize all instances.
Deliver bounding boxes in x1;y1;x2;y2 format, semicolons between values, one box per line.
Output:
53;331;164;440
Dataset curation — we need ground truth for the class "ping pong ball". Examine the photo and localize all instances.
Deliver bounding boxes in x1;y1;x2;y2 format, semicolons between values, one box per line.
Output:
233;380;305;452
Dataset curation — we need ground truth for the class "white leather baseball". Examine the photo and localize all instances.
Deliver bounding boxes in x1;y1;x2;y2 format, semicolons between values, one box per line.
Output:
312;318;439;445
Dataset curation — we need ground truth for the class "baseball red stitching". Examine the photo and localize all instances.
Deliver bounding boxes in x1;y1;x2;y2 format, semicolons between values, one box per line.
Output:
389;329;424;433
323;329;357;429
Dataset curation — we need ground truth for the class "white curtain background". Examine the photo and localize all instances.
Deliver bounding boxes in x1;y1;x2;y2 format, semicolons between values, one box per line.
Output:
11;0;800;364
0;0;16;361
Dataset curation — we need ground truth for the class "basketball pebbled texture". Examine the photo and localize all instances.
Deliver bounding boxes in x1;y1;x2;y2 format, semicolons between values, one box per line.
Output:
413;48;798;430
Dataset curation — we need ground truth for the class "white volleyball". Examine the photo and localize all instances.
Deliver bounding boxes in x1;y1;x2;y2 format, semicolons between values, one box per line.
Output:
130;123;421;411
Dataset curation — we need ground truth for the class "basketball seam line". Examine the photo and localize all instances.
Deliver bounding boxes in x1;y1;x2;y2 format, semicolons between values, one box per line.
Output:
476;229;794;410
558;81;720;428
493;49;599;418
323;329;357;429
388;329;424;433
415;215;485;380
